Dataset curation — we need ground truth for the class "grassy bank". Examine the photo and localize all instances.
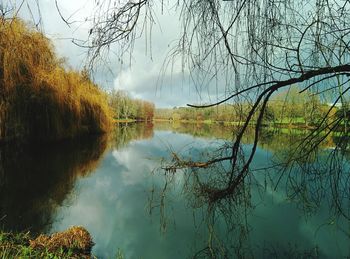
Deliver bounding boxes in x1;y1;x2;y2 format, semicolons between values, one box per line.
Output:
153;118;312;128
0;227;93;258
0;18;113;143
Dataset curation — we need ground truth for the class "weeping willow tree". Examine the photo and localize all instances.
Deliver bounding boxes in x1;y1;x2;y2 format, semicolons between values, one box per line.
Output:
0;17;113;142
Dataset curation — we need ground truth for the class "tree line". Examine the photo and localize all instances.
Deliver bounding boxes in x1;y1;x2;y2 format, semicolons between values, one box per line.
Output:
155;86;338;128
109;90;155;121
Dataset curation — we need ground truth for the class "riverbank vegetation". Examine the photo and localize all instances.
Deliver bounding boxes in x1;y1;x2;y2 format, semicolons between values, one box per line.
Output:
0;18;113;143
109;90;155;122
154;86;336;128
0;226;93;258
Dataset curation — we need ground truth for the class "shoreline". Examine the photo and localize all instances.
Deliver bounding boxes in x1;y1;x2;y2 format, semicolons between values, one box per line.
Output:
0;226;94;258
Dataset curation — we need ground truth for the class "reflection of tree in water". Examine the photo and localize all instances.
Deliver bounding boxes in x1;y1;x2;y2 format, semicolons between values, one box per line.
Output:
0;123;153;235
151;124;350;258
0;135;108;234
113;122;154;149
156;122;337;152
155;122;234;140
260;130;349;218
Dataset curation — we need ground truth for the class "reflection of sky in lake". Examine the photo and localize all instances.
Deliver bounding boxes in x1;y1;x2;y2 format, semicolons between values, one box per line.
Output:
50;131;350;259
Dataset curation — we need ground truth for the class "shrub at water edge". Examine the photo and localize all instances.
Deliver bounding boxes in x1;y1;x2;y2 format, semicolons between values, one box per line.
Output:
0;18;113;142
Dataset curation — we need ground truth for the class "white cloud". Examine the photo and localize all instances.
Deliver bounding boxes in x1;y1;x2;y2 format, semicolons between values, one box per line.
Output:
12;0;228;107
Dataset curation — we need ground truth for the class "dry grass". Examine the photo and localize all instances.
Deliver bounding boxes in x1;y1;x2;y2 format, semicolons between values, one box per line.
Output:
30;226;93;257
0;17;113;142
0;227;94;258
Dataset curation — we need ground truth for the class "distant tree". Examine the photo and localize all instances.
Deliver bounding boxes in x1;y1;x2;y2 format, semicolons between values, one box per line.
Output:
268;85;325;125
143;101;155;121
109;90;154;121
172;112;181;121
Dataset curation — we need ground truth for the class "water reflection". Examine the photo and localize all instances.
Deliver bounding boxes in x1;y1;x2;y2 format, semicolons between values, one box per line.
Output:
154;121;337;151
0;122;349;258
155;122;350;258
0;135;108;234
48;123;348;258
51;131;218;259
113;122;154;149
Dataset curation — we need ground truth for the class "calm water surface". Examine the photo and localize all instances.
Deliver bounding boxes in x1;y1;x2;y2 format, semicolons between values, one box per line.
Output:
0;122;349;258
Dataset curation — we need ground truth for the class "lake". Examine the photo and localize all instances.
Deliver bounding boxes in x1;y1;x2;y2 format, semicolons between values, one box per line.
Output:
0;122;349;258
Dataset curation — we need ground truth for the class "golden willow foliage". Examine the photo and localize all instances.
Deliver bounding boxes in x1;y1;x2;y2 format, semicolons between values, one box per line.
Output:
0;18;113;142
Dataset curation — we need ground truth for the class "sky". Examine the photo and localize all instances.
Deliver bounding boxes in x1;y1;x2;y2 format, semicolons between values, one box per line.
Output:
5;0;220;108
2;1;345;107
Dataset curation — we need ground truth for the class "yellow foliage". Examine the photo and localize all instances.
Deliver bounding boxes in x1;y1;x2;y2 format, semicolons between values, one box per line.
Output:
0;18;113;142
